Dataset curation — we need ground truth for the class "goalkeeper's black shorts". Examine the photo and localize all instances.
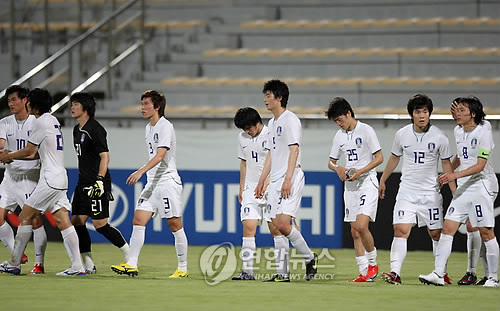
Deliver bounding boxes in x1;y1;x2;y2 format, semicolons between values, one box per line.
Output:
71;183;110;220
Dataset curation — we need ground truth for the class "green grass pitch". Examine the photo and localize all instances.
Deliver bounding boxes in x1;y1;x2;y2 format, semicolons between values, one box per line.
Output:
1;242;498;311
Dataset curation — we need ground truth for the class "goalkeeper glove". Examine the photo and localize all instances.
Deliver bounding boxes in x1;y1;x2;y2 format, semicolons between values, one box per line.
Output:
87;175;105;199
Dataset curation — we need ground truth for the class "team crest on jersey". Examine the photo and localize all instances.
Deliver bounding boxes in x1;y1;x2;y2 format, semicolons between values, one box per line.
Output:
355;137;362;148
80;133;86;142
153;133;159;143
470;138;478;149
276;126;282;136
427;142;436;153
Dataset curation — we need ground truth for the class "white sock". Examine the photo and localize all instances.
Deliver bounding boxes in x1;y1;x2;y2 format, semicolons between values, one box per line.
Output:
286;226;314;262
172;228;188;272
11;225;32;265
274;235;289;275
390;237;407;275
479;242;488;277
435;234;453;277
356;255;369;276
0;222;15;253
127;225;145;268
120;243;130;262
33;226;47;265
61;226;83;270
466;231;481;274
484;237;499;280
365;247;377;266
81;252;94;270
241;237;255;275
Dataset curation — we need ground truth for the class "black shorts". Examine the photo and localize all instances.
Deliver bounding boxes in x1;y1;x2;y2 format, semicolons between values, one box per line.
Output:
71;184;110;220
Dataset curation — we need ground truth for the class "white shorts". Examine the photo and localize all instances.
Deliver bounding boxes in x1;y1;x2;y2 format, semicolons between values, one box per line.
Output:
240;185;270;223
26;179;71;214
344;175;379;222
393;190;443;230
136;178;183;219
0;171;39;212
445;186;497;228
267;168;304;219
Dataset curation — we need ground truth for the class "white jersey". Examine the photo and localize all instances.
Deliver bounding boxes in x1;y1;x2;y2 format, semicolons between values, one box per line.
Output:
267;110;302;182
145;117;181;183
454;122;498;194
329;121;381;180
238;125;270;186
392;124;452;193
28;113;68;190
0;114;40;175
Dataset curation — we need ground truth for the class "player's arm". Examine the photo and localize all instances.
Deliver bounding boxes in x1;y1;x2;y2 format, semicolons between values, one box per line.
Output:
126;147;168;185
441;158;456;195
348;150;384;181
451;155;460;171
378;154;400;199
255;150;271;199
239;159;246;204
98;151;110;177
281;144;299;199
438;153;488;185
0;142;37;163
0;138;5;150
328;158;347;181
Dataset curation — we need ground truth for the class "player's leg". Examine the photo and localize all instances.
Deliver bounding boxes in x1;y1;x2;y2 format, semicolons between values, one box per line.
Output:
352;214;378;281
71;185;95;271
72;214;95;272
167;216;188;277
478;227;499;287
384;223;411;284
349;223;368;282
419;219;460;285
128;210;152;268
51;207;85;275
1;204;38;271
0;207;14;254
30;215;47;274
232;219;258;280
269;221;289;278
93;218;129;261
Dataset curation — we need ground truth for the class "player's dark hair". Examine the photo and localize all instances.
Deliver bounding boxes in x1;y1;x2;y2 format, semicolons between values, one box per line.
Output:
141;90;166;117
326;97;355;120
407;94;433;117
70;92;96;118
5;85;29;99
234;107;262;129
455;96;486;125
27;88;53;115
263;79;289;108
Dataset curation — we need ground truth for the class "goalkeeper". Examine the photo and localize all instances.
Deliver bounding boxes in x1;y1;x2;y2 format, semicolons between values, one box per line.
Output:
70;92;129;274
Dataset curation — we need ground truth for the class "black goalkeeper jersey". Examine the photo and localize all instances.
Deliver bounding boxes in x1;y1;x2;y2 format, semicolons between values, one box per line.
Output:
73;118;111;190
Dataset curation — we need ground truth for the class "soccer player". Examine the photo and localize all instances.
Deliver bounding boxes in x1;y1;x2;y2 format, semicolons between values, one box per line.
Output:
450;99;491;286
0;85;47;274
111;90;188;278
327;97;383;282
255;80;318;282
232;107;287;281
0;88;85;276
379;94;455;285
70;92;129;274
419;96;499;287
